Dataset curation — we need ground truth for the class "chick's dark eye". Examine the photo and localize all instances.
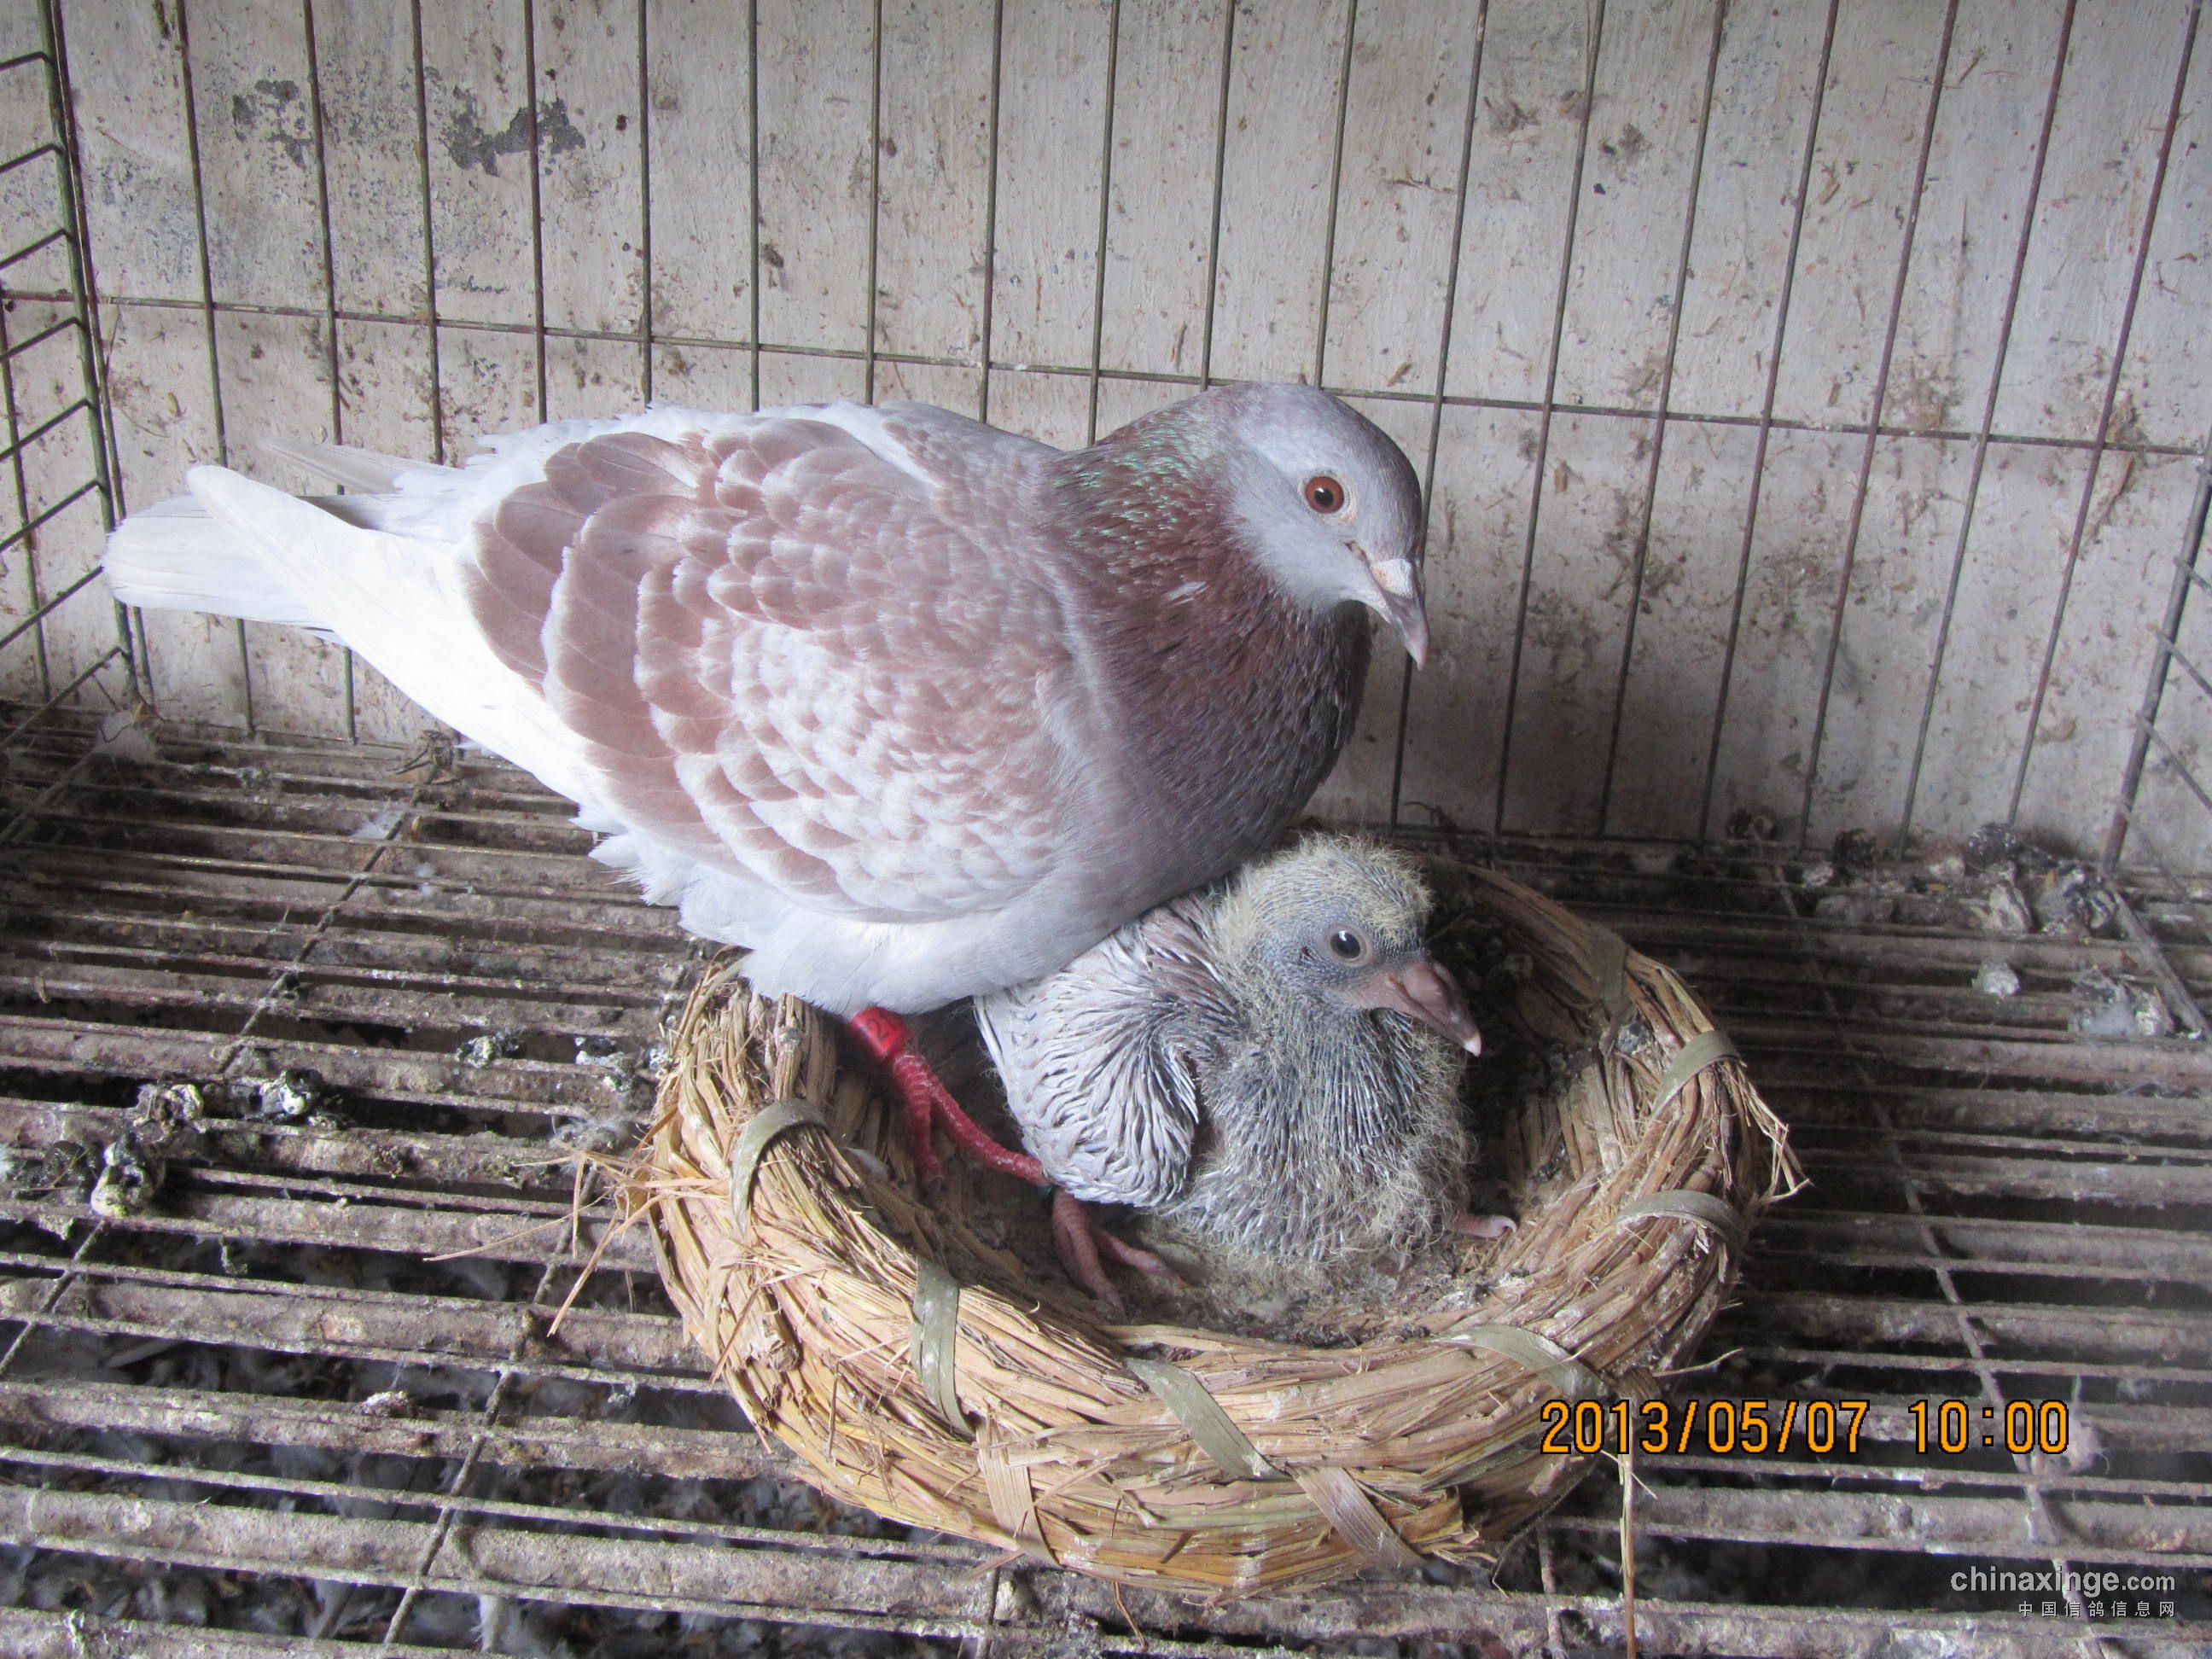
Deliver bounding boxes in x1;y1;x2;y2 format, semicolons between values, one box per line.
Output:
1327;928;1365;961
1303;474;1345;514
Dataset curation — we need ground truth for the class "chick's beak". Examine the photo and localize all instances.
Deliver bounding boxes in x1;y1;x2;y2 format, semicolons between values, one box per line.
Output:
1358;955;1482;1055
1365;553;1431;668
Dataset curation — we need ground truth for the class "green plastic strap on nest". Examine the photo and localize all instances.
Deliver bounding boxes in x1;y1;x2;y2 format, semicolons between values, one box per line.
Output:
1291;1465;1423;1571
1586;926;1630;1023
908;1260;970;1440
726;1097;826;1238
1129;1359;1419;1569
1651;1028;1741;1112
1126;1357;1278;1481
1615;1190;1749;1257
1443;1323;1604;1401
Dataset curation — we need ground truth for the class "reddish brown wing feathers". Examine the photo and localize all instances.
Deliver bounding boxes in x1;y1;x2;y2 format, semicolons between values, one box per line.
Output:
462;418;1073;919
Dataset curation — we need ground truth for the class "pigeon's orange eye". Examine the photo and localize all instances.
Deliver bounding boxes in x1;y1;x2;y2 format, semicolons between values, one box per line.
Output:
1327;928;1365;961
1303;474;1345;514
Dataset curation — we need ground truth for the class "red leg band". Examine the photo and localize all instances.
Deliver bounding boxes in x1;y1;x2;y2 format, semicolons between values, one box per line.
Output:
848;1005;911;1065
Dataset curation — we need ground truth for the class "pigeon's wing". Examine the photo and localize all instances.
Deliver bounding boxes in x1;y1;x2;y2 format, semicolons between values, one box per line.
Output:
975;894;1231;1208
461;409;1074;923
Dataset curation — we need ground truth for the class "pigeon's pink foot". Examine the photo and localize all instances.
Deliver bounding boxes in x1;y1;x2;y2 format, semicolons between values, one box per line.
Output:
1453;1211;1518;1240
1049;1189;1180;1314
848;1007;1046;1188
847;1010;1176;1310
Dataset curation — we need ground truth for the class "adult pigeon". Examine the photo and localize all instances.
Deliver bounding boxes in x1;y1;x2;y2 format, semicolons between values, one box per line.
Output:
103;386;1429;1018
968;835;1512;1305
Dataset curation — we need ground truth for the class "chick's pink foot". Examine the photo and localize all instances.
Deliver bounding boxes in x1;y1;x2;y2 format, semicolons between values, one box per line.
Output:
848;1007;1047;1186
1453;1212;1518;1240
1049;1189;1181;1313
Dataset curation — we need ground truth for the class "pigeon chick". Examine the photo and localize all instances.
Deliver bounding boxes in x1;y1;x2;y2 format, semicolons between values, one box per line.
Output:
103;387;1428;1027
975;835;1507;1302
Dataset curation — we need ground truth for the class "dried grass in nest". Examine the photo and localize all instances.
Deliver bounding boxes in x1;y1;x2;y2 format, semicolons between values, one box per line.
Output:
619;854;1798;1597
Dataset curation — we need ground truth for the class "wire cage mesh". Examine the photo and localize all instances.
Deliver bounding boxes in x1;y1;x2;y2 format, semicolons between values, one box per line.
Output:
0;0;2208;1653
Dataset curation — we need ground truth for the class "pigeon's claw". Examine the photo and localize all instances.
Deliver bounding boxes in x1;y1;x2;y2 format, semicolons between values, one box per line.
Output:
1049;1190;1181;1314
849;1007;1045;1188
898;1062;947;1188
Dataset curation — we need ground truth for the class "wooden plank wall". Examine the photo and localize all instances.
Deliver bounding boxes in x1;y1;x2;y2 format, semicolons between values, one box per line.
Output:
8;0;2212;866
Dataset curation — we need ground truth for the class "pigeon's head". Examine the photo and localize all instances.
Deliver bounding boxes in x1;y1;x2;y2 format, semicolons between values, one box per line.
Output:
1217;835;1481;1055
1208;383;1432;665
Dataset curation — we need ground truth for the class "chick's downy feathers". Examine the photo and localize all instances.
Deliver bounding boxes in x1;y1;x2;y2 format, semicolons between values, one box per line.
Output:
103;387;1429;1013
975;835;1481;1265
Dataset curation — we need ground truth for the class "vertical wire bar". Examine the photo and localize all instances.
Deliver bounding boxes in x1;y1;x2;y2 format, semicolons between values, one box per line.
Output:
2009;3;2202;826
1387;1;1489;831
1196;0;1237;390
1487;0;1608;835
863;0;882;403
2109;869;2212;1037
523;0;549;422
172;0;228;472
973;1578;1004;1659
2151;634;2212;711
1695;0;1842;840
2129;719;2212;817
1592;0;1727;835
0;45;65;703
408;0;448;463
172;0;253;732
0;741;422;1396
300;0;358;743
42;0;128;630
373;889;709;1647
1794;0;1961;846
1081;0;1121;445
1865;1102;2112;1641
637;0;655;405
375;1278;549;1647
1536;1523;1569;1657
2104;438;2212;870
1309;0;1359;391
742;0;760;413
1900;1;2078;842
0;253;53;700
975;0;1004;422
1737;857;2118;1649
2108;794;2212;933
747;0;761;411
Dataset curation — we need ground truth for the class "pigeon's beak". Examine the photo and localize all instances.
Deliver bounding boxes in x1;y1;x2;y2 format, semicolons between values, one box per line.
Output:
1357;955;1482;1055
1363;552;1431;667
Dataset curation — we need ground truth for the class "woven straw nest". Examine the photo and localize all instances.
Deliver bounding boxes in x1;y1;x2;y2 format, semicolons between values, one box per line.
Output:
620;854;1798;1597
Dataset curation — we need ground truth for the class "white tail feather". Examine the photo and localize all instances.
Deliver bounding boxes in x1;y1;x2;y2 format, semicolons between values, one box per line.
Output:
181;464;603;812
103;492;329;630
260;436;453;493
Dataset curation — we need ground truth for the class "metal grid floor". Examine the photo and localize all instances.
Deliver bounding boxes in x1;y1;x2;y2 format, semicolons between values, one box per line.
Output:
1;708;2207;1656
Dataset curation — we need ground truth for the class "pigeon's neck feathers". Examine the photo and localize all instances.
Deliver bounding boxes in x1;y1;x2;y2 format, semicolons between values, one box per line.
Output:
1054;399;1334;617
1045;405;1371;912
1051;405;1234;566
